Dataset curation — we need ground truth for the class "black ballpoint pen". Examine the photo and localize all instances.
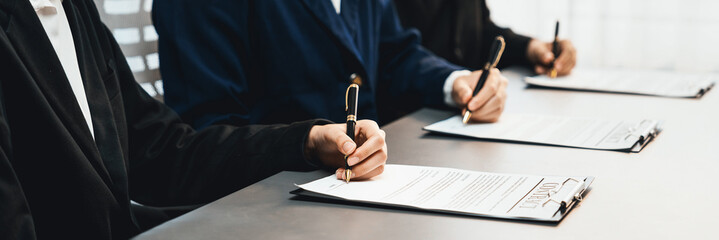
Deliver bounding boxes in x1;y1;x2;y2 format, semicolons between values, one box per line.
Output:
344;74;361;183
461;36;506;124
550;21;560;78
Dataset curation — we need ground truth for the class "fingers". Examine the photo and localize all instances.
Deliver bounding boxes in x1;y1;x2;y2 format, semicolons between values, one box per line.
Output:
535;65;549;75
326;124;356;156
534;47;553;75
453;80;473;106
529;39;575;76
465;69;498;110
466;69;506;111
452;71;482;105
335;163;385;181
347;121;385;167
337;146;387;181
468;77;507;122
527;39;554;67
534;43;554;75
540;51;554;65
555;40;577;76
332;120;388;181
469;92;505;122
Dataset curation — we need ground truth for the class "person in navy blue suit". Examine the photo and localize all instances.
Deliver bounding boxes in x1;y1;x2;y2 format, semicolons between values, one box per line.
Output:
152;0;508;128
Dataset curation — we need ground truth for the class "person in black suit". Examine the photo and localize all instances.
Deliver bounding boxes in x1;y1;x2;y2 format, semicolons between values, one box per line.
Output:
0;0;386;239
395;0;577;76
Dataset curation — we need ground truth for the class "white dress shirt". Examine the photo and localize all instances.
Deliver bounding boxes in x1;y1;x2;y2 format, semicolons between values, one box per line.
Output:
329;0;468;107
331;0;341;14
30;0;95;139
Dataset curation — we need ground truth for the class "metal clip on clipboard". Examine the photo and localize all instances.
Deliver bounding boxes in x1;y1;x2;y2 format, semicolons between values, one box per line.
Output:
626;120;663;152
541;178;587;210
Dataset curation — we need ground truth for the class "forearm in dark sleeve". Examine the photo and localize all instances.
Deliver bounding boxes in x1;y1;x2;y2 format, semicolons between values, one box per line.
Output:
127;107;330;206
100;26;329;206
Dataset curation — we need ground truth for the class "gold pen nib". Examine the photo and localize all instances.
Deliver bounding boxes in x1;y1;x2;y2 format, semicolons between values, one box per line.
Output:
344;169;352;183
462;111;472;124
550;69;558;79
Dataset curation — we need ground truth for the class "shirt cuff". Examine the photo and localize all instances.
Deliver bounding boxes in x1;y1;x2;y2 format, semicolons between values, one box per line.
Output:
443;70;472;107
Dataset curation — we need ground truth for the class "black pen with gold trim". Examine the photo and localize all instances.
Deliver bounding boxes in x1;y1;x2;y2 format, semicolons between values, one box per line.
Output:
462;36;506;124
344;74;361;183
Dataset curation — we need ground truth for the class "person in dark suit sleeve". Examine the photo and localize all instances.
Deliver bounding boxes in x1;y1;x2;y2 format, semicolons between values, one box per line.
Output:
0;0;386;238
153;0;509;127
394;0;577;76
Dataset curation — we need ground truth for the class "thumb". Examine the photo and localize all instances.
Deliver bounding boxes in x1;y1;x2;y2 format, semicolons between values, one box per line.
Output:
336;134;356;156
322;125;356;155
455;80;473;105
541;52;554;64
459;86;472;104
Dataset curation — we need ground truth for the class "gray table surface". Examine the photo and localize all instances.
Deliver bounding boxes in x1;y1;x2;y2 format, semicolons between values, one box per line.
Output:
135;69;719;239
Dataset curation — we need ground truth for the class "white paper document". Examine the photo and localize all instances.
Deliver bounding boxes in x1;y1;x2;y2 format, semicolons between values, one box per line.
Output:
294;164;593;222
423;114;661;152
524;69;715;98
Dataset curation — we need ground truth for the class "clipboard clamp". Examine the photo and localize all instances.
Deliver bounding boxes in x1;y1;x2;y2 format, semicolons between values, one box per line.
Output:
542;178;586;209
623;120;660;142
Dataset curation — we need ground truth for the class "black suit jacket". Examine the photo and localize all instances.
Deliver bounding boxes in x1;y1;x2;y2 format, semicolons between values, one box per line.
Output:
0;0;325;238
395;0;532;70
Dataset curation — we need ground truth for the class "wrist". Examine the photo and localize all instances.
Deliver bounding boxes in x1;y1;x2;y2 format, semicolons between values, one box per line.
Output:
444;70;472;107
304;126;319;161
526;39;540;64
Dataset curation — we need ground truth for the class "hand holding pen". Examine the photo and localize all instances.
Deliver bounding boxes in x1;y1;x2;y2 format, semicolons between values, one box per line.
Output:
341;74;387;182
527;20;577;77
304;74;387;183
454;36;508;124
304;120;387;182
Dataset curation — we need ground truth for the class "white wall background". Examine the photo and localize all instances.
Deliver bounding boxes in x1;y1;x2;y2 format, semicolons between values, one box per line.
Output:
487;0;719;73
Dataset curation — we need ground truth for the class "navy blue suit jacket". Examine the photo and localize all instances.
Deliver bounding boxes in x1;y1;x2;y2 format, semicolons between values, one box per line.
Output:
153;0;463;128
